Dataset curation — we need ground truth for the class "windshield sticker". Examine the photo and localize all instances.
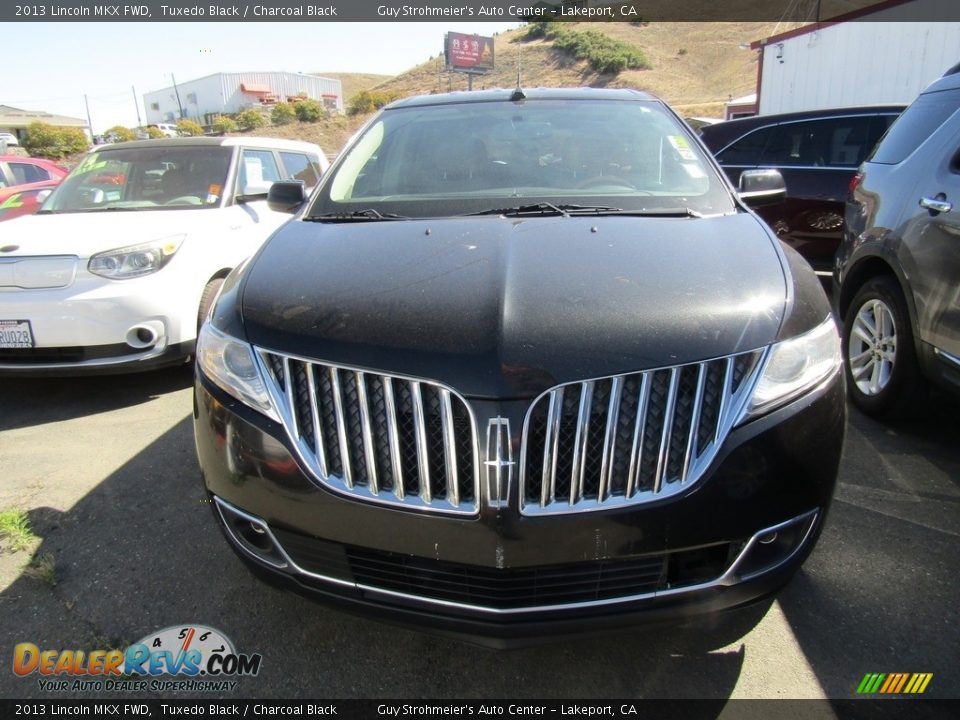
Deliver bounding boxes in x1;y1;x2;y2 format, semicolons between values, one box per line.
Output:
667;135;698;161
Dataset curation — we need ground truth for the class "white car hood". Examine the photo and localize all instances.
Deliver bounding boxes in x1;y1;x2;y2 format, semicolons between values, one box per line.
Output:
0;210;222;258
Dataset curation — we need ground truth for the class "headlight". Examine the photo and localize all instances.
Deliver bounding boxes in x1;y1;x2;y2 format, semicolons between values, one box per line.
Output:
88;235;184;279
744;315;841;418
197;323;279;422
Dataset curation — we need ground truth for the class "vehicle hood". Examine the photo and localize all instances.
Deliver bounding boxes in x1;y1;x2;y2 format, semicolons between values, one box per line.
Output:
0;210;218;257
239;213;787;398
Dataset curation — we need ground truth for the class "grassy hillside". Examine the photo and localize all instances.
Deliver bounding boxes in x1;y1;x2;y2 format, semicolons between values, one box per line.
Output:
248;20;818;154
313;72;392;103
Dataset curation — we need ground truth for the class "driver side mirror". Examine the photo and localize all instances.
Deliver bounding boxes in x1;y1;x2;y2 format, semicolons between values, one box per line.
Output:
266;181;307;213
738;169;786;207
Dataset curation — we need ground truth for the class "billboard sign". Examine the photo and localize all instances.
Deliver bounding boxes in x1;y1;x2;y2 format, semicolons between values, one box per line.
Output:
445;32;495;73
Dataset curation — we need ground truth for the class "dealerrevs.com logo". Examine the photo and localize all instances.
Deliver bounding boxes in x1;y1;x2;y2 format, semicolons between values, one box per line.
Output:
13;624;262;693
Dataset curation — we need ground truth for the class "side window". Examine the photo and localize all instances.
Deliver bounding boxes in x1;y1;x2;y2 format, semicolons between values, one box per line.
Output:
866;113;900;159
715;126;774;166
279;152;321;188
825;116;874;167
760;117;871;168
9;162;49;184
238;149;281;191
871;90;960;165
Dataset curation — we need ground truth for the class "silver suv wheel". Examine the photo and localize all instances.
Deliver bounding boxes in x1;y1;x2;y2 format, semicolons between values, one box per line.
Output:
848;298;897;396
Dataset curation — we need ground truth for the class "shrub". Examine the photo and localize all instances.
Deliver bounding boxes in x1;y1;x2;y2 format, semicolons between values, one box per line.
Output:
348;90;399;116
144;126;165;139
236;109;266;131
22;122;91;158
525;25;651;74
294;99;324;123
176;118;204;136
271;102;296;125
211;115;238;134
105;125;136;142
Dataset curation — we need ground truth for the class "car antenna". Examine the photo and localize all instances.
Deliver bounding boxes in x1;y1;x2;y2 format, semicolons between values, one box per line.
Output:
511;44;525;102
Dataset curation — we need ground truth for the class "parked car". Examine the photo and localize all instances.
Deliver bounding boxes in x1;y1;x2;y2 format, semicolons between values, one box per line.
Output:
0;137;327;373
701;105;904;274
0;132;20;147
0;155;69;222
835;70;960;417
194;88;845;645
147;123;180;138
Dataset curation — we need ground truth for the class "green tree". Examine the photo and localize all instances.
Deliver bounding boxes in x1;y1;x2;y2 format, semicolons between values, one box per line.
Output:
236;109;266;131
144;127;165;139
294;99;323;123
271;102;296;125
22;122;91;158
348;90;399;116
211;115;238;134
176;118;204;136
105;125;136;142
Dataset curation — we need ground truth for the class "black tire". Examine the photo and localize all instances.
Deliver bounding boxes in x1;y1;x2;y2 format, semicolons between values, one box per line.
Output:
197;277;225;332
842;275;922;418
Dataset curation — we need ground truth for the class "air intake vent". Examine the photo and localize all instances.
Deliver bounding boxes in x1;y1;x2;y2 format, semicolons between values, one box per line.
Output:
258;350;479;515
520;351;764;515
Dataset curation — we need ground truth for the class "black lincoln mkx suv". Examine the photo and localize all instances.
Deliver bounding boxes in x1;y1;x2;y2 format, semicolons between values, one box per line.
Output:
193;88;845;646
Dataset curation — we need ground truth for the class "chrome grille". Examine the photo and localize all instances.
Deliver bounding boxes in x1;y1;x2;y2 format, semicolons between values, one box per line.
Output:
258;350;479;515
521;350;765;515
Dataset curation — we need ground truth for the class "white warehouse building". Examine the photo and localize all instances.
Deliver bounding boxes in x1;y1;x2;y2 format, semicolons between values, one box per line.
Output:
753;0;960;115
143;71;343;125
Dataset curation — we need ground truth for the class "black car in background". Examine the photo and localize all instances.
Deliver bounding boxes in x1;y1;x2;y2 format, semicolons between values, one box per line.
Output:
193;88;845;645
836;71;960;417
701;106;903;274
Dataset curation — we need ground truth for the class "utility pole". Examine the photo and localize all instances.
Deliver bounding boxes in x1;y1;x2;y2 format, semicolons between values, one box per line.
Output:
83;94;94;139
171;73;184;119
131;85;142;128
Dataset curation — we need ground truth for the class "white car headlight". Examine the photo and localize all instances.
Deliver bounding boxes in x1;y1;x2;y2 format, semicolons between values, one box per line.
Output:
744;316;841;418
197;323;279;422
88;235;184;279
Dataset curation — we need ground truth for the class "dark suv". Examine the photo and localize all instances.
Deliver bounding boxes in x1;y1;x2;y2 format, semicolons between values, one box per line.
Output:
193;88;844;645
836;71;960;417
701;106;903;274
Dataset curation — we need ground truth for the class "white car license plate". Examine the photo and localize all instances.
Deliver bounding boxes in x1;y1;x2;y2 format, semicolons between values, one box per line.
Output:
0;320;34;348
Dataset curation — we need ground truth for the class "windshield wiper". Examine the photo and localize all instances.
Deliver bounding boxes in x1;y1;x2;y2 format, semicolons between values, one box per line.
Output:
468;202;621;217
596;207;704;218
306;209;409;222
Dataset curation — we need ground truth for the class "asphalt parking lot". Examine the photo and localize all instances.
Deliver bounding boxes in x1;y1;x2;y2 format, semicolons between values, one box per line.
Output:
1;361;957;702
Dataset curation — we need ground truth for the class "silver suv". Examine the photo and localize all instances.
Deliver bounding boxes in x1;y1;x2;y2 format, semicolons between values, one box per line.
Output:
836;67;960;417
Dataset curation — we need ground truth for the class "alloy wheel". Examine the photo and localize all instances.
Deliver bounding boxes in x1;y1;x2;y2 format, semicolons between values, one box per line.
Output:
848;299;897;396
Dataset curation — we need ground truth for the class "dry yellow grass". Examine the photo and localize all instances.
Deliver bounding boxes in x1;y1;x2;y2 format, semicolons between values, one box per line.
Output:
245;19;864;154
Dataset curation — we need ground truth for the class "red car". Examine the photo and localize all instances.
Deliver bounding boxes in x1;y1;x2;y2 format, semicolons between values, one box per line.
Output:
0;156;69;222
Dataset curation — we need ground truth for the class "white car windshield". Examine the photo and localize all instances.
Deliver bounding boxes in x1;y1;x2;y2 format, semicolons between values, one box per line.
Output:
41;145;232;213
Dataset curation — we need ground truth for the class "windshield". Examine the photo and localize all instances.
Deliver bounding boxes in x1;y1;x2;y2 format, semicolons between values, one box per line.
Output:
308;98;734;218
42;145;232;214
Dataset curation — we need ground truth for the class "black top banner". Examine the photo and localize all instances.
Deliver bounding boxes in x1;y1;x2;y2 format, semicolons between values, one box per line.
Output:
3;0;960;23
1;699;957;720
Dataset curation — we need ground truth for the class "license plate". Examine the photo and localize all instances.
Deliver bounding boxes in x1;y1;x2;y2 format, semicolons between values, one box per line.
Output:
0;320;34;348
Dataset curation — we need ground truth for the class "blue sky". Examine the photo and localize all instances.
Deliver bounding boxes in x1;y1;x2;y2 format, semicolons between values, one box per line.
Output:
5;22;519;132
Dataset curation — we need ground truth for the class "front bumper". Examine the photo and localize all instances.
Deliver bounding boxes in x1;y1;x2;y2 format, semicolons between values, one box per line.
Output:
0;272;196;374
194;370;845;644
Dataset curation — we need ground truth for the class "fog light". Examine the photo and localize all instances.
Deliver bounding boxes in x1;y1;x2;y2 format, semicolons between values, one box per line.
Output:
732;511;817;580
214;497;290;570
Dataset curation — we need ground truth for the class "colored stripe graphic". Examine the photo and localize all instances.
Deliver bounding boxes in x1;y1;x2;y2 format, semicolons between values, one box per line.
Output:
857;672;932;694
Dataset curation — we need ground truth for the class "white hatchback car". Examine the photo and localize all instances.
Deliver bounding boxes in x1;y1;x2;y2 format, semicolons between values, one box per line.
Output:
0;137;327;373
